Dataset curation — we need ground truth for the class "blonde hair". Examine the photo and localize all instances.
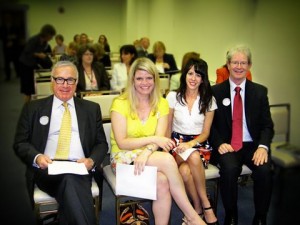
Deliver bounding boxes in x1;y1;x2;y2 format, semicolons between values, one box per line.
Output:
121;57;161;118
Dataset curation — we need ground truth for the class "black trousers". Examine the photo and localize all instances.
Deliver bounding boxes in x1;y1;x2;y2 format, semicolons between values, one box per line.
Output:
217;142;273;217
34;169;96;225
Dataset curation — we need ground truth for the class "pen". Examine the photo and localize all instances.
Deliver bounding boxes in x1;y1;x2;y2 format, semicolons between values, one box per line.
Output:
52;159;77;162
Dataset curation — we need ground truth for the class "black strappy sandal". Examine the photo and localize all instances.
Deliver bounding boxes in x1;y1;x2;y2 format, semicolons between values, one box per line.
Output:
203;206;219;225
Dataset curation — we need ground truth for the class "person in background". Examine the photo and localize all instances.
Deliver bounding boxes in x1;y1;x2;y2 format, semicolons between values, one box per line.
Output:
167;58;219;225
93;43;111;68
110;44;137;92
79;33;89;46
147;41;178;75
76;44;110;95
19;24;56;103
14;61;108;225
110;57;206;225
170;51;201;91
216;51;252;84
52;34;67;56
59;41;79;64
98;34;110;53
73;34;80;44
136;37;150;57
209;45;274;225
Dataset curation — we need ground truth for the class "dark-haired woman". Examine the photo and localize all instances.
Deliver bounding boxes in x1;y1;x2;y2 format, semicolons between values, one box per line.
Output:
110;44;137;91
167;58;219;225
76;43;110;95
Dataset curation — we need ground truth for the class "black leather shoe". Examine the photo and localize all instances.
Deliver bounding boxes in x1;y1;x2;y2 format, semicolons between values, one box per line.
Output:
224;215;238;225
252;215;266;225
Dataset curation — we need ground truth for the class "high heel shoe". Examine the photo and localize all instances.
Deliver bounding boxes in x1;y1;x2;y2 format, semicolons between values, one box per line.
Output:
203;206;219;225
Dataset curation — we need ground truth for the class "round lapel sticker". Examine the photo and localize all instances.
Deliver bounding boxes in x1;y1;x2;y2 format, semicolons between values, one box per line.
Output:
39;116;49;125
222;98;231;106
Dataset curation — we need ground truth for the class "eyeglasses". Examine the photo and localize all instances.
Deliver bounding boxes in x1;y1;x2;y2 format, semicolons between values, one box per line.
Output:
230;61;248;67
52;76;77;85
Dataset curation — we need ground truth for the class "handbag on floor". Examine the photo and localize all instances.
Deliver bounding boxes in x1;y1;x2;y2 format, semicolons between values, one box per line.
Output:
120;201;150;225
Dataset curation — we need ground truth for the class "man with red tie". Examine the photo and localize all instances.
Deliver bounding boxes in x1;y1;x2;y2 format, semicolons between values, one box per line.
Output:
209;45;274;225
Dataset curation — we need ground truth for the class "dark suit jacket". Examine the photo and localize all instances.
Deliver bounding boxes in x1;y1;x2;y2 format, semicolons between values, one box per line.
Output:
148;53;178;74
13;95;108;205
209;79;274;154
76;61;110;94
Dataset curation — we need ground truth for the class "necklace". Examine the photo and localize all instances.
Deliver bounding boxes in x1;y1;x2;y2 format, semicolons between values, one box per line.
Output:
84;69;93;82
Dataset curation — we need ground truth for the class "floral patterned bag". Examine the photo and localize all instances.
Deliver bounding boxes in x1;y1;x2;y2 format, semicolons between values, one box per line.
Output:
120;201;150;225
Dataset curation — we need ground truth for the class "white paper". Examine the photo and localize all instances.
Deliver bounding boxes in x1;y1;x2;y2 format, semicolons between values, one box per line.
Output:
116;163;157;200
176;147;198;161
48;161;88;175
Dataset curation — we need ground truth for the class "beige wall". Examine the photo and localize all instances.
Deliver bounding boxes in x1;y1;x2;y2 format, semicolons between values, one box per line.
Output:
18;0;300;146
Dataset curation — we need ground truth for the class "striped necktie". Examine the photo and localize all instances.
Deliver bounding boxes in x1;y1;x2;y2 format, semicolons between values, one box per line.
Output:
55;102;71;159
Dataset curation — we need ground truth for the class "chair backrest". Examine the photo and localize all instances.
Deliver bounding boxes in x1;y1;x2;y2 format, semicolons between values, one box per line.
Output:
35;82;52;96
270;103;290;143
33;69;52;99
159;74;170;95
83;91;120;121
103;122;111;153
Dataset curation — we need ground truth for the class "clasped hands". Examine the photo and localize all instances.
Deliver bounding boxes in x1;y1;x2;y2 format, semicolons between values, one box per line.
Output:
133;136;175;175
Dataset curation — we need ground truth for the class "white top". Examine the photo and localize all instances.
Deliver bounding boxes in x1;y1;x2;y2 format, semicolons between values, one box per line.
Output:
166;91;217;135
44;96;85;160
110;63;127;91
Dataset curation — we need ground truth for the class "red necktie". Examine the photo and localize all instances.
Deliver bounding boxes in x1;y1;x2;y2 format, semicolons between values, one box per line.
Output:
231;87;243;151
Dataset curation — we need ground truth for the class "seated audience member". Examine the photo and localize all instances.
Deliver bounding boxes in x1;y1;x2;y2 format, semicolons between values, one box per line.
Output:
76;43;110;95
59;41;78;64
170;51;200;91
93;43;111;68
147;41;178;75
14;60;108;225
136;37;150;57
167;58;219;225
110;44;137;91
110;57;206;225
79;33;89;46
52;34;67;56
98;34;110;53
209;45;274;225
73;34;80;44
216;51;252;84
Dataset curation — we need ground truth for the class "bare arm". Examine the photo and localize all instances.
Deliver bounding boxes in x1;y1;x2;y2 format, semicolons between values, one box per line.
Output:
166;108;174;138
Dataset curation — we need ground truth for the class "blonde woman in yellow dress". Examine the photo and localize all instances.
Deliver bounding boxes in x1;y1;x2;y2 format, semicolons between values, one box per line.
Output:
110;57;206;225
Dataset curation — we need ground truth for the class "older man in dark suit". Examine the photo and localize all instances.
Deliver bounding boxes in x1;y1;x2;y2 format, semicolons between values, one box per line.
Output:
14;61;108;225
209;45;274;225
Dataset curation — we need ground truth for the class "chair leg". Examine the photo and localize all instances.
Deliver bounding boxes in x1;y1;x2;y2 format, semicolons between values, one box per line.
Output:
116;197;121;225
94;196;100;224
34;203;42;225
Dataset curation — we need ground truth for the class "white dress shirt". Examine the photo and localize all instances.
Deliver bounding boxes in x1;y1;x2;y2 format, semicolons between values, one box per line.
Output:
44;96;85;160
